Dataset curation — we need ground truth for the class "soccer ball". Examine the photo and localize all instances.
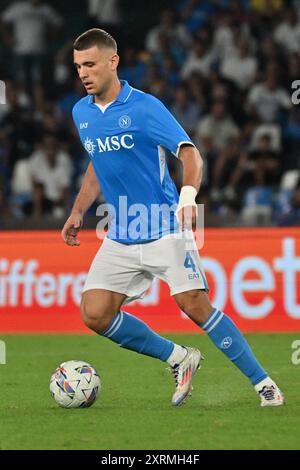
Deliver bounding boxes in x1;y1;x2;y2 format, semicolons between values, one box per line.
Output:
50;360;101;408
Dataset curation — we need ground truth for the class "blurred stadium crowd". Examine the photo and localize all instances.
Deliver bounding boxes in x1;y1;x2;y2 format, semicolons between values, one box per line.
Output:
0;0;300;228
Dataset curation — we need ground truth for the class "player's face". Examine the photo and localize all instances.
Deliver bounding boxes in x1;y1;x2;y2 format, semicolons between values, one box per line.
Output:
74;45;119;96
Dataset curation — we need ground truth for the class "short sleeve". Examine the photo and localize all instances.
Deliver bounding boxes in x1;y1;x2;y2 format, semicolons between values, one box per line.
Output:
146;95;194;157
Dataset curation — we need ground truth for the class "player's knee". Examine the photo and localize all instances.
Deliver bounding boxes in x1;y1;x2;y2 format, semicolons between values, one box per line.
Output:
175;290;213;323
176;289;201;312
80;299;113;333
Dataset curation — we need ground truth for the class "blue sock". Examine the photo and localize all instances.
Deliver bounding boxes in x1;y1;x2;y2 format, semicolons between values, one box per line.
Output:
100;311;174;361
200;309;267;385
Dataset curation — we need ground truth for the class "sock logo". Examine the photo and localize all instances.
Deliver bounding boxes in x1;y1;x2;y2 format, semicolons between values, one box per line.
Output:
221;337;232;349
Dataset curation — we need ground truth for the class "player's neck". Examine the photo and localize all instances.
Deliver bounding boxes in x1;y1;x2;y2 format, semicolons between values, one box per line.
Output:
94;79;122;106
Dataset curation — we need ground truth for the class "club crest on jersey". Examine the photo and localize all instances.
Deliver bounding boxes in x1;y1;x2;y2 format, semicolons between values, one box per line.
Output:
84;137;96;157
118;115;131;129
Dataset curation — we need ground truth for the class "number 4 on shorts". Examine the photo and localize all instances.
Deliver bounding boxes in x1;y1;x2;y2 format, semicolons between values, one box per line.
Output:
184;253;196;272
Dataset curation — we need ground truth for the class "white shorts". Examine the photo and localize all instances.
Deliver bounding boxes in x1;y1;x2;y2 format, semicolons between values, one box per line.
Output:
83;233;208;305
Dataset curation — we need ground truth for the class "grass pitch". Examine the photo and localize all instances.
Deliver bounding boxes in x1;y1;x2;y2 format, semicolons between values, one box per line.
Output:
0;333;299;450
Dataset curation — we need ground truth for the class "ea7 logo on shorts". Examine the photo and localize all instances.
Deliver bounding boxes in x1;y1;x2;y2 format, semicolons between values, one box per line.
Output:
118;115;131;129
221;337;232;349
80;122;88;129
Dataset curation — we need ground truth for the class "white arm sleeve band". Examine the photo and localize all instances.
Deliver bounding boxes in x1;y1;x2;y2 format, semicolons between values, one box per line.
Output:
175;185;198;220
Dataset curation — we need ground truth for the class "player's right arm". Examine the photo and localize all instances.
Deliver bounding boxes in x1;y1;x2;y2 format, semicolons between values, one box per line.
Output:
61;162;100;246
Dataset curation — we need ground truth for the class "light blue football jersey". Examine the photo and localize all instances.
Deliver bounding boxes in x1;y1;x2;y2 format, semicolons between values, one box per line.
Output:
72;80;194;243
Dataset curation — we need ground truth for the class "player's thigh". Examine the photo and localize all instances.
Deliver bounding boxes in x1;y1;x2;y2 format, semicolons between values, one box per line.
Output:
84;237;148;300
83;238;139;294
82;238;151;319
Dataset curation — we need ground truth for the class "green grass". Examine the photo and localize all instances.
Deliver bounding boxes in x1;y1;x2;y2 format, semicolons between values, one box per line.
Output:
0;333;299;450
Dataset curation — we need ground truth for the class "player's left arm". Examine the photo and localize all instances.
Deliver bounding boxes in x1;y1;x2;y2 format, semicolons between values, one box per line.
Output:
177;144;203;230
145;94;203;230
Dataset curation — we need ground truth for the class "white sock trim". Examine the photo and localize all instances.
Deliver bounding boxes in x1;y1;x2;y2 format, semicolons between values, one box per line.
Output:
254;376;274;392
166;344;187;367
105;312;124;338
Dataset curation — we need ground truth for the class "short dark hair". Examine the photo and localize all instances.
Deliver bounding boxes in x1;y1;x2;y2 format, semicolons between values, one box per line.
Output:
73;28;117;52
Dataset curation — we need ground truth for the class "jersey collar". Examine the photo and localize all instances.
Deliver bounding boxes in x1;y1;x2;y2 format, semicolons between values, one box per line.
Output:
115;80;133;103
88;80;133;105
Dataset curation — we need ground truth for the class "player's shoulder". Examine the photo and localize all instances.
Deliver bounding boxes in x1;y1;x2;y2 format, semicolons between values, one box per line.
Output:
131;88;165;109
132;88;160;104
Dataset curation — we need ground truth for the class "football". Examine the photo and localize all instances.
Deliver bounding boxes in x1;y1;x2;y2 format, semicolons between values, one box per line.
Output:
50;360;101;408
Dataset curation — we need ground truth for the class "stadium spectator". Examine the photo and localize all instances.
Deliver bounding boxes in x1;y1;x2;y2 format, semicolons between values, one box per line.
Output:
22;181;53;217
28;133;72;217
0;0;299;228
282;108;300;170
249;123;281;153
119;47;147;89
212;9;253;61
195;99;240;154
210;138;241;202
159;55;180;88
274;177;300;225
170;85;200;135
184;73;206;111
151;32;186;69
220;38;257;89
229;133;281;194
246;72;291;122
145;9;191;55
251;0;283;15
0;188;13;224
0;80;36;171
195;99;240;191
178;0;215;33
274;7;300;54
212;10;236;61
11;158;32;211
0;131;10;199
257;37;282;68
1;0;63;89
55;77;85;121
283;53;300;91
87;0;121;39
53;40;74;89
289;183;300;224
181;40;216;79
